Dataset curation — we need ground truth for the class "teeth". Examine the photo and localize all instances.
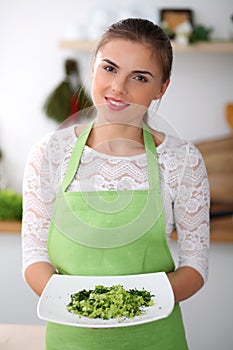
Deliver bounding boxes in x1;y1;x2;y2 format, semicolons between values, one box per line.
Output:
109;99;127;107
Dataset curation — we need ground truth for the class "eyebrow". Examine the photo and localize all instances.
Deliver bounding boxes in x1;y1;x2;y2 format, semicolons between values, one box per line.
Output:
102;58;155;78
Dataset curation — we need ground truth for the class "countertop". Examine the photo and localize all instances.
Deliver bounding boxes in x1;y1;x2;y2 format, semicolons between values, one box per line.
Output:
0;324;45;350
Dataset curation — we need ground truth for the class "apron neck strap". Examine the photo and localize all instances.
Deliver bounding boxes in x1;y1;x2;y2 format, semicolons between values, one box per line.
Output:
61;121;160;192
61;121;94;192
142;122;160;190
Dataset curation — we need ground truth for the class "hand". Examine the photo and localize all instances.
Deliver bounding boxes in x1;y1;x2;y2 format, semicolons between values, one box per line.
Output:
167;266;204;303
25;262;57;296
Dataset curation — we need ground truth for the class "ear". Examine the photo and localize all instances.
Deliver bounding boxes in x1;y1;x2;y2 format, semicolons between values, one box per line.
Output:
154;79;170;100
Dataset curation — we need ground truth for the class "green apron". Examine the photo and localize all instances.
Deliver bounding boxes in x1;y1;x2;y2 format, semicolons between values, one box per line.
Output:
46;121;188;350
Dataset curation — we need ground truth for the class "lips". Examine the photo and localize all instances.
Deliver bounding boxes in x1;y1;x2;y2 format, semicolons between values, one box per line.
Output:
105;97;130;111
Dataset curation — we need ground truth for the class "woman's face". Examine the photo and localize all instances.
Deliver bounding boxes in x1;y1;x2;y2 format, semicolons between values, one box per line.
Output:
91;39;169;123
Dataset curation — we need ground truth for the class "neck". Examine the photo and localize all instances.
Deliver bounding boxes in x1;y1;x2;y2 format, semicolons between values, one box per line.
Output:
87;121;145;156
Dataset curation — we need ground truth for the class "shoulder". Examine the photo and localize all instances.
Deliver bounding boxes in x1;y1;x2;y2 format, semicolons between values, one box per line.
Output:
156;134;207;179
158;134;203;161
26;125;77;167
156;134;188;166
149;127;199;159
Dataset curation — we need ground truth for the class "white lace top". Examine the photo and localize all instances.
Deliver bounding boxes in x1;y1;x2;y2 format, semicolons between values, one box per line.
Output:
21;125;210;282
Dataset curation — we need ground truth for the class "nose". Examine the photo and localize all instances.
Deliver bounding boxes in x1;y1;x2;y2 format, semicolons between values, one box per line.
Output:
111;76;128;95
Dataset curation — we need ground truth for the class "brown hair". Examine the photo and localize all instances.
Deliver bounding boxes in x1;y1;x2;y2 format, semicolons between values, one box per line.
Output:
94;18;173;83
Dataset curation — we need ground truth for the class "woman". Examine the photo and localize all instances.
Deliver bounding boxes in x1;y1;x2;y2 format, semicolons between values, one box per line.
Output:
22;18;210;349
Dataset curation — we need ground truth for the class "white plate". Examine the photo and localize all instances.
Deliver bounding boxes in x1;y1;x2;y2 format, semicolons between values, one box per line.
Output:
37;272;174;328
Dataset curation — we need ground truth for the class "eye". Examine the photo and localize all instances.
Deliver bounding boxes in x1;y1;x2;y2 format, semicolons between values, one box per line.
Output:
104;65;117;73
134;75;148;83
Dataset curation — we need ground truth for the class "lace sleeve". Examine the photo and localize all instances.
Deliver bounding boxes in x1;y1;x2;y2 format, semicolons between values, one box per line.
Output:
21;127;77;277
21;136;55;276
174;143;210;282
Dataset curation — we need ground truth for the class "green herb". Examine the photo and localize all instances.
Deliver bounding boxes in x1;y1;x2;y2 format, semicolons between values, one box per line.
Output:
0;189;22;220
66;284;154;321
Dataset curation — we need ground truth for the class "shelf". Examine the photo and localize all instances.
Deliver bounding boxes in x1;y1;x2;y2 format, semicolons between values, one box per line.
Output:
59;39;233;53
172;41;233;53
59;39;97;52
1;218;232;242
0;220;21;233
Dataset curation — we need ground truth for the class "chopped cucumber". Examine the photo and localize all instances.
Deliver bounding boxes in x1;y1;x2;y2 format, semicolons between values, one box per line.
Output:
66;284;154;321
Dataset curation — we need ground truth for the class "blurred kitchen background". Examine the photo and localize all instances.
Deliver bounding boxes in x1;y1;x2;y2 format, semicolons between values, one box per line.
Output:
0;1;232;349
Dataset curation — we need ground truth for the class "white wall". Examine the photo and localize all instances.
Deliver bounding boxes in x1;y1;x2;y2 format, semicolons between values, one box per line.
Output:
0;0;233;193
1;233;233;350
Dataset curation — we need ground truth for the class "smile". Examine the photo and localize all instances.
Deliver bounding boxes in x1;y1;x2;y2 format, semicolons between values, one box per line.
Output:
105;97;130;111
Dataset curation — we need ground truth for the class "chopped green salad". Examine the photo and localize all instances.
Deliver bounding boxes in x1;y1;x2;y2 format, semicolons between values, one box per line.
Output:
66;284;154;321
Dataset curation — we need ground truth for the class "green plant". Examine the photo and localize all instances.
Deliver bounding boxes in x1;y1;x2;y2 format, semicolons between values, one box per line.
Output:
0;189;22;221
189;24;213;43
43;59;92;123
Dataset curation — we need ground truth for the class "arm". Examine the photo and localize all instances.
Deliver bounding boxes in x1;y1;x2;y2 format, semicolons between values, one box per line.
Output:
25;262;57;296
169;142;210;303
